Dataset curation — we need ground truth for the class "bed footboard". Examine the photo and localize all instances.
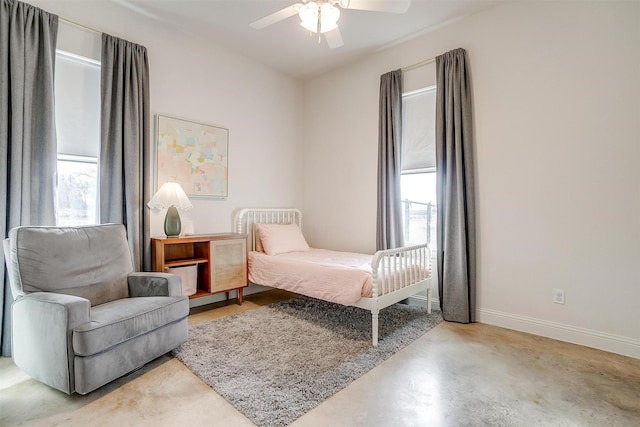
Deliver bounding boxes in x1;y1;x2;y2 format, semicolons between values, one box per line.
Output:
364;244;433;346
371;244;431;299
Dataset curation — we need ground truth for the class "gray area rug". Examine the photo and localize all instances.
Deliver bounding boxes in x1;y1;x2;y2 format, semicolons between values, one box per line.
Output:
173;296;442;427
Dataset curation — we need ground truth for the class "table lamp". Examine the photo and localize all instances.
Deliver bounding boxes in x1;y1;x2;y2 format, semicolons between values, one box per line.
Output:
147;182;193;237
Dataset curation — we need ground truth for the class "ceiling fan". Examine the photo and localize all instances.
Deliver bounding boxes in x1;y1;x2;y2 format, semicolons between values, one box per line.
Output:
249;0;411;48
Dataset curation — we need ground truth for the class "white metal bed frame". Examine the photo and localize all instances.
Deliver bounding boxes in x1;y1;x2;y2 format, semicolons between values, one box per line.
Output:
234;208;432;346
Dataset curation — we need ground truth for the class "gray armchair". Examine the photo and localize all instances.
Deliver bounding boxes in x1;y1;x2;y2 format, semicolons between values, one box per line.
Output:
3;224;189;395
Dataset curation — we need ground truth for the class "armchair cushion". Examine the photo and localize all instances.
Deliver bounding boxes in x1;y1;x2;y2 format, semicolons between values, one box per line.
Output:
73;296;189;356
7;224;133;305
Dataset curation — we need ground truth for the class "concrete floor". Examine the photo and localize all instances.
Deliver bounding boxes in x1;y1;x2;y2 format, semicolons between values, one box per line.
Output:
1;289;639;426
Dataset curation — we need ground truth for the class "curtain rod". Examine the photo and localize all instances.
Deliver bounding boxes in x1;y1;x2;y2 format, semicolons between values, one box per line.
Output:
60;16;102;35
402;56;436;72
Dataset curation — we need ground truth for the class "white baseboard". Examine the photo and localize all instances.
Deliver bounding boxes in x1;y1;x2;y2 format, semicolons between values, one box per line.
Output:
477;308;640;359
408;294;439;309
408;295;639;359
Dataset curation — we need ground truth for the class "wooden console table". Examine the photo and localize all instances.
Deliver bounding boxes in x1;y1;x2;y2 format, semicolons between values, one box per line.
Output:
151;233;248;304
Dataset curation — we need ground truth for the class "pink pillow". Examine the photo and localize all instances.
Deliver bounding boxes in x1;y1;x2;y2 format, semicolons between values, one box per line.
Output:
254;223;310;255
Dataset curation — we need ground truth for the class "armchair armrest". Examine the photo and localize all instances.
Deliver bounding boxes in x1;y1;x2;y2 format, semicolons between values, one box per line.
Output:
12;292;91;395
128;272;183;297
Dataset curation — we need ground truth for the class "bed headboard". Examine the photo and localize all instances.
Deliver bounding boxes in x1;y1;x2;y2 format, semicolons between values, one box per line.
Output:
234;208;303;251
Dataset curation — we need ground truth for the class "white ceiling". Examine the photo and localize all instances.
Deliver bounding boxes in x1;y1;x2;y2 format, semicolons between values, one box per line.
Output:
112;0;501;80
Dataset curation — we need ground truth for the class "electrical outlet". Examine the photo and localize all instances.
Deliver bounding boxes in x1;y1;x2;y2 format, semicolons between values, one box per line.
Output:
553;288;565;305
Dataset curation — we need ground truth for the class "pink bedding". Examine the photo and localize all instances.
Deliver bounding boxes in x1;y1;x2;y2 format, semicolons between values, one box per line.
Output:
248;248;374;306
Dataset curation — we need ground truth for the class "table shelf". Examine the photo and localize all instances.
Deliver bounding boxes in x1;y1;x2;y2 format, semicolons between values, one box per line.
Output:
164;257;209;268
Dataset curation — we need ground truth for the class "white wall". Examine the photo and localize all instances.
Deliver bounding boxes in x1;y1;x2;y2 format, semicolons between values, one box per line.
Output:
303;1;640;357
31;0;304;237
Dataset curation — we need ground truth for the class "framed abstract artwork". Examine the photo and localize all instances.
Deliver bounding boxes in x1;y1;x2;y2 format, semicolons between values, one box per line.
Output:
155;114;229;198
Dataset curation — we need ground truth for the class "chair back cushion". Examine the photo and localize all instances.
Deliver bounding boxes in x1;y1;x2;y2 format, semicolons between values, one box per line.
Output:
6;224;133;306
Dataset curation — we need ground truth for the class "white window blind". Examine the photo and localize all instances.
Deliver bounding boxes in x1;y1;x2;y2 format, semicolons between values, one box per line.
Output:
401;86;436;171
54;51;100;158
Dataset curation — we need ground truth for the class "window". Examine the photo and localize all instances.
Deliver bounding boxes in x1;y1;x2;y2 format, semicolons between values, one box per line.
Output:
56;155;97;226
401;86;436;247
54;50;100;226
401;170;436;247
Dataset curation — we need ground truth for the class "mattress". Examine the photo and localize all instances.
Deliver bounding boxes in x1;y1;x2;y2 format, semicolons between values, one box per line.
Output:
248;248;374;306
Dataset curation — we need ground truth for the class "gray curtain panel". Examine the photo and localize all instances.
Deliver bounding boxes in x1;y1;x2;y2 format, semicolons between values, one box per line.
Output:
435;48;476;323
0;0;59;356
376;69;405;250
100;33;151;272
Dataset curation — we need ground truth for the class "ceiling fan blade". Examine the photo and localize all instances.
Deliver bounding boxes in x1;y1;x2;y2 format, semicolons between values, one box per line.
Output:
111;0;165;22
325;28;344;49
343;0;411;14
249;4;301;30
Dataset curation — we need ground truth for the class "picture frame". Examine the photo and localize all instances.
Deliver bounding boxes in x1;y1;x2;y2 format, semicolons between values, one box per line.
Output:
155;114;229;198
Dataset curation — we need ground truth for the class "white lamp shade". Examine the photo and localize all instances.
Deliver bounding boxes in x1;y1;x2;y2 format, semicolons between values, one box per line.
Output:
147;182;193;210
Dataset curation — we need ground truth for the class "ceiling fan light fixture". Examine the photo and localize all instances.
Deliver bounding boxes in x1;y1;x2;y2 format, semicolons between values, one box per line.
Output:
320;2;340;32
299;1;340;34
299;2;318;32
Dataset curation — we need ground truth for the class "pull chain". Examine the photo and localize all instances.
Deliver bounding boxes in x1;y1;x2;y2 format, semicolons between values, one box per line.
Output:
317;4;322;43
